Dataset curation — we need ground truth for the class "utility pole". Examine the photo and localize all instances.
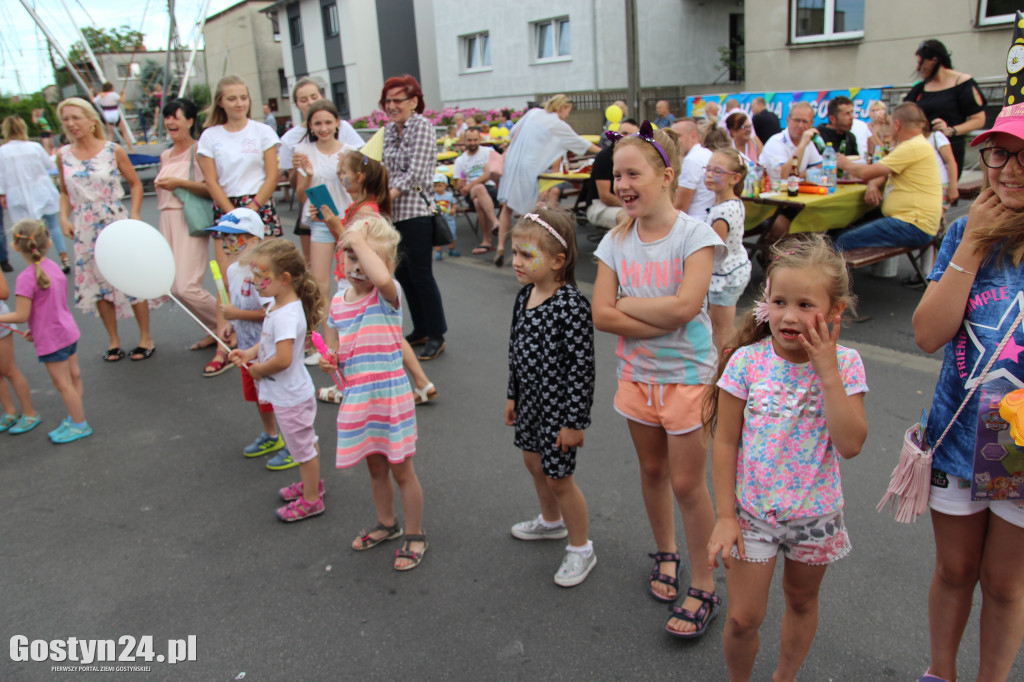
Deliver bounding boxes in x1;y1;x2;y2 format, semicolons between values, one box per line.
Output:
157;0;177;137
624;0;641;122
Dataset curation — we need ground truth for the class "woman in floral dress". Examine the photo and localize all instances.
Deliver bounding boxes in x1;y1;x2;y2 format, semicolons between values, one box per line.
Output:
56;97;159;362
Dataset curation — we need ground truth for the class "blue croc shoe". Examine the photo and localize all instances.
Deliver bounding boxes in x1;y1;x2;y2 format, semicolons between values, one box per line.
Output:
48;417;71;440
9;414;41;435
243;431;285;458
0;413;18;433
50;421;92;444
266;448;298;471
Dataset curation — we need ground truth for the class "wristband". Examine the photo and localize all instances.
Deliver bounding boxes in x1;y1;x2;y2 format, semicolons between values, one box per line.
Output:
250;197;262;210
948;261;975;276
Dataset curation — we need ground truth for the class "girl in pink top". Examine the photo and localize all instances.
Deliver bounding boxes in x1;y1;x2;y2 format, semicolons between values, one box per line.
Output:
706;236;868;681
0;219;90;443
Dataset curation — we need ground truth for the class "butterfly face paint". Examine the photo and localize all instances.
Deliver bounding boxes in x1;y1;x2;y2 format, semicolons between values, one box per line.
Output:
221;234;249;256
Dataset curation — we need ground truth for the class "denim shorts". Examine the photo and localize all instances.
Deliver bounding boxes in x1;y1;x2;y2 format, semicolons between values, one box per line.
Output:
708;283;746;307
309;221;336;244
39;341;77;363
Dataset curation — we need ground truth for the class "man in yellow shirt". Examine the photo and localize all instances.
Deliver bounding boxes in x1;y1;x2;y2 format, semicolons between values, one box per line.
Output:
834;102;942;251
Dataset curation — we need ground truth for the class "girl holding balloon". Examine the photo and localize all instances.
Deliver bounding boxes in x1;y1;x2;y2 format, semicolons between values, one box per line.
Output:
56;97;159;363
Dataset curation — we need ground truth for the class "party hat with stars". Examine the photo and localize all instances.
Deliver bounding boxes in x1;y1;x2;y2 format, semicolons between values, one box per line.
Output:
360;128;385;162
973;10;1024;146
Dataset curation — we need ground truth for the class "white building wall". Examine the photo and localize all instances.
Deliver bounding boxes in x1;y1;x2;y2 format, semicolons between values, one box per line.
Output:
745;0;1009;91
433;0;733;109
338;0;385;118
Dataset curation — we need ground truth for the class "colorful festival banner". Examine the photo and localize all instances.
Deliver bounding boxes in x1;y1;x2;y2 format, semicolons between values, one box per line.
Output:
687;88;890;126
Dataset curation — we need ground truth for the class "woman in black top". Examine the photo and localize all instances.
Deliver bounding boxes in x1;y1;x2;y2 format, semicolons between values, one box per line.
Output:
905;39;986;180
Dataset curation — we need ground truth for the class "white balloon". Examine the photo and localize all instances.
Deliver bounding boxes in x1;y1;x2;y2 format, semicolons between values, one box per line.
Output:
94;219;175;300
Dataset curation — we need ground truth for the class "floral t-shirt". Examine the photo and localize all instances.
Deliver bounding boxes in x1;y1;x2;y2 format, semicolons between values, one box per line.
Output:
718;337;868;525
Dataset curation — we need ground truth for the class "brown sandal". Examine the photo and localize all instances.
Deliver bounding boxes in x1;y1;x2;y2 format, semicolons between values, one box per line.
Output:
394;534;428;571
352;521;403;551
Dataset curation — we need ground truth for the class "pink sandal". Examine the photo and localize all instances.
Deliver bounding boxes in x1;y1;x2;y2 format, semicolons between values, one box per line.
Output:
275;495;324;522
279;480;325;502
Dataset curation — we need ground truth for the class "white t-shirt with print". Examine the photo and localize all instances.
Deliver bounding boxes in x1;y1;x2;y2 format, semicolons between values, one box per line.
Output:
256;300;313;408
227;261;273;350
594;212;724;385
453;147;495;186
197;120;280;196
707;198;751;292
279;121;364;171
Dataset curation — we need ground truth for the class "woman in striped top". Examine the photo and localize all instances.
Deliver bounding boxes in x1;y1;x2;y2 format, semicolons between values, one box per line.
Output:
320;215;427;571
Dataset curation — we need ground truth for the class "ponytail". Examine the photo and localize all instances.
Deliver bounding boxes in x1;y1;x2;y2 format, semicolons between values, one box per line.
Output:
11;219;52;289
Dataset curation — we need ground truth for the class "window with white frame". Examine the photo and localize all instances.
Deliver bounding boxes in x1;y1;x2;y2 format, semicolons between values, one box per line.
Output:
533;17;571;61
461;31;491;71
978;0;1017;26
791;0;863;44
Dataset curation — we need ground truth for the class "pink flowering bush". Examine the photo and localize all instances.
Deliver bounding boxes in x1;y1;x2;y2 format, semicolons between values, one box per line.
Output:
351;106;527;129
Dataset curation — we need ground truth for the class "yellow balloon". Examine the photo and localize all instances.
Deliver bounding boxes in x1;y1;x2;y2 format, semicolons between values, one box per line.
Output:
651;123;659;130
496;127;509;138
605;105;623;123
488;126;499;136
608;122;620;132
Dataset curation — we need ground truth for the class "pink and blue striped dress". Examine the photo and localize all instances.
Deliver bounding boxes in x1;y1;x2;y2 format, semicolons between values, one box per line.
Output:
327;283;416;468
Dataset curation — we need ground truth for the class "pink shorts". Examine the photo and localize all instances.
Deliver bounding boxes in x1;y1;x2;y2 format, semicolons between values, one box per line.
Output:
273;397;318;463
613;380;706;435
731;506;852;565
929;470;1024;529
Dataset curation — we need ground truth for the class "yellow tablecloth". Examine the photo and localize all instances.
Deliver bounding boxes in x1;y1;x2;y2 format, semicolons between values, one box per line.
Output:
437;150;458;162
538;172;591;194
581;134;601;144
742;184;870;233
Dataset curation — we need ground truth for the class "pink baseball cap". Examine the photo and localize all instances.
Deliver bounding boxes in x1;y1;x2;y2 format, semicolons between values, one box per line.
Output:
973;10;1024;146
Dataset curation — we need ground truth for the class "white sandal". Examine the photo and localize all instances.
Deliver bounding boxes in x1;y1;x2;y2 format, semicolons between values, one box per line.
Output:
317;386;342;404
413;382;437;405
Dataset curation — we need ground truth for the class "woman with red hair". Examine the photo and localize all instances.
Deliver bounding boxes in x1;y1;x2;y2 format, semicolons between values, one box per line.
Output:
380;75;448;361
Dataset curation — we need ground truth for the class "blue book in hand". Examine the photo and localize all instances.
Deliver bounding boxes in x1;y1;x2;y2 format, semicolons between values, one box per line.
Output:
306;184;339;218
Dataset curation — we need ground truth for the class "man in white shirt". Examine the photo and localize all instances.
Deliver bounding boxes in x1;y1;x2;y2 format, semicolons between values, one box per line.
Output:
672;118;715;222
758;101;825;239
454;128;501;253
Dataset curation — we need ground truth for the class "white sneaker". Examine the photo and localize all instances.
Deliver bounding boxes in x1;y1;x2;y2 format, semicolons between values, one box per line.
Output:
555;550;597;587
511;517;568;541
303;351;321;366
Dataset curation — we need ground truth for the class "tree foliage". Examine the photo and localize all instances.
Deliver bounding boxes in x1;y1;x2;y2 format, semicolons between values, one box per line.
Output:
68;25;145;65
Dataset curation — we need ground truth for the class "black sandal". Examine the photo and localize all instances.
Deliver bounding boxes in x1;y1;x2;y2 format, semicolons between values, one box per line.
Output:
647;551;680;603
129;346;156;361
665;587;721;639
394;533;428;571
352;521;403;551
103;347;125;362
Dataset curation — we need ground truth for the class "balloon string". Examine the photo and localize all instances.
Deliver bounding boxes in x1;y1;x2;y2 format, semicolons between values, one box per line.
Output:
167;292;233;353
0;322;28;338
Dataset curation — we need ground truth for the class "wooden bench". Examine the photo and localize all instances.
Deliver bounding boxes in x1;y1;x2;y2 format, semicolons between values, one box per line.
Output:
841;245;929;282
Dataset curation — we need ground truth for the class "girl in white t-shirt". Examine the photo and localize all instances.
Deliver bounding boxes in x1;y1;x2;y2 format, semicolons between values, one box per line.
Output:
229;238;327;522
703;147;751;352
197;75;282;274
592;122;723;638
926;124;960;208
293;100;354;321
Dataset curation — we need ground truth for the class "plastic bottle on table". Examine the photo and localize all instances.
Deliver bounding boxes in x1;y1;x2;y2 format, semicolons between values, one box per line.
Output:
822;142;837;193
872;144;884;165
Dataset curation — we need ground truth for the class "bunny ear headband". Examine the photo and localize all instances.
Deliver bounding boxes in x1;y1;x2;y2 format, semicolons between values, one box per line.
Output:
603;120;669;167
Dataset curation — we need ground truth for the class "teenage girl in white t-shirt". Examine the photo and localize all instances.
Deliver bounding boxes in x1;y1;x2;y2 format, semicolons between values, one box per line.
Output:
197;75;282;276
293;100;353;316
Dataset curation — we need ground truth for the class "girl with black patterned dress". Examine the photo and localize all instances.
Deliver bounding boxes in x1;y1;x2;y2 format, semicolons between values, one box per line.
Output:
504;206;597;587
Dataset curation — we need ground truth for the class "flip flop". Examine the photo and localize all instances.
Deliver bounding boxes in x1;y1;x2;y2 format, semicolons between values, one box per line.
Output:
103;348;125;362
129;346;156;361
471;244;495;255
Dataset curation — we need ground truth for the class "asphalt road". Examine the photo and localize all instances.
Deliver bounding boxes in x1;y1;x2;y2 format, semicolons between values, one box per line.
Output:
2;195;1016;681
